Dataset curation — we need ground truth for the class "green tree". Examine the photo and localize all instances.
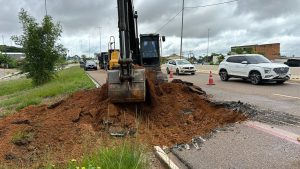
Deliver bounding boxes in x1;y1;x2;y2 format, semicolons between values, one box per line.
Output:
81;55;87;62
217;55;225;64
12;9;63;85
0;45;23;53
231;47;254;54
0;53;17;68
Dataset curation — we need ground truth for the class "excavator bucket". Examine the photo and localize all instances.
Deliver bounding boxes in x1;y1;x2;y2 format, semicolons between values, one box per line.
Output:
107;68;146;103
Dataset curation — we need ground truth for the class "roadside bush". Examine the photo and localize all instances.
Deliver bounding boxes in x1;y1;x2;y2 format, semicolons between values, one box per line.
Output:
12;9;65;85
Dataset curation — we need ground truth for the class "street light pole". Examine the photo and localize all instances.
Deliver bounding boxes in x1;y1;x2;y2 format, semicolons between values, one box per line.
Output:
45;0;48;15
89;37;91;58
97;27;102;54
179;0;185;59
2;35;4;45
207;28;210;57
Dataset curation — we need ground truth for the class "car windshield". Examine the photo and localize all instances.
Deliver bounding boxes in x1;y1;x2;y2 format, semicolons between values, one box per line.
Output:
176;60;191;65
86;60;95;64
246;55;271;64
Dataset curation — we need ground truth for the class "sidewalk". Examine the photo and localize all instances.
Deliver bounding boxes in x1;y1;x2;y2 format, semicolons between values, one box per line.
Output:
0;68;19;79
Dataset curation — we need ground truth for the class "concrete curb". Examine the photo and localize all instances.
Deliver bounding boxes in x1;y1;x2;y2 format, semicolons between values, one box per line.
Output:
154;146;180;169
86;72;101;88
0;71;22;80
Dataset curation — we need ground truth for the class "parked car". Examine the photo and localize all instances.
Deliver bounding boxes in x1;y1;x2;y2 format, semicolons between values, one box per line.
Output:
84;60;98;71
218;54;291;85
166;59;196;75
284;58;300;67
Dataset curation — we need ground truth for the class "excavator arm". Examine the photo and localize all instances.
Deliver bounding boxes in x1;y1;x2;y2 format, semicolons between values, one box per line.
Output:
107;0;146;103
107;0;166;103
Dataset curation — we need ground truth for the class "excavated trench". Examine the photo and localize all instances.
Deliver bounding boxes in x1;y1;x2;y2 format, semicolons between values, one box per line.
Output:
0;70;248;166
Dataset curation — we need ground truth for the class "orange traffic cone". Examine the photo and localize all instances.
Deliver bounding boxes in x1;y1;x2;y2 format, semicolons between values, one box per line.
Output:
207;71;215;85
169;69;173;79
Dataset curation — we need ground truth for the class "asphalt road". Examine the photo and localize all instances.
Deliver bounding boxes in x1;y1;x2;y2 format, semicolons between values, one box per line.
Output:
85;69;107;85
169;72;300;117
86;68;300;169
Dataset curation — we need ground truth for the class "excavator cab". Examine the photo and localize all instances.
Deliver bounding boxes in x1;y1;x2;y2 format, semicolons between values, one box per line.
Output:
140;34;160;67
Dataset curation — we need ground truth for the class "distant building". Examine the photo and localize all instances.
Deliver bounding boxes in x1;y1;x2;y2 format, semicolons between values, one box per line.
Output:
231;43;280;60
0;52;25;60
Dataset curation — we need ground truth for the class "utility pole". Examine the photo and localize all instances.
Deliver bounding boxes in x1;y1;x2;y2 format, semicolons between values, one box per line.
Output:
179;0;185;59
79;40;82;56
2;35;4;45
160;37;163;57
207;28;210;57
89;37;91;58
44;0;48;15
97;27;102;54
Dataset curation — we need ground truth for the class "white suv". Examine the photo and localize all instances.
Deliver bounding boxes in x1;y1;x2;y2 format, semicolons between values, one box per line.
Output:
166;59;196;75
218;54;291;85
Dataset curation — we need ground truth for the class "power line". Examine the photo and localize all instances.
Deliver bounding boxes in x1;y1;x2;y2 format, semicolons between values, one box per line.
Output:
155;9;183;33
185;0;238;9
155;0;238;33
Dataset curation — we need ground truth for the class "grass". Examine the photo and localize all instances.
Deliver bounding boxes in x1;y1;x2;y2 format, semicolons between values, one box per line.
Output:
65;142;148;169
0;66;95;115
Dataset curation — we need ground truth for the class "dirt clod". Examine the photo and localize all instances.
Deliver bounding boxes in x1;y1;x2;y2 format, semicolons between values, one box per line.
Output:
5;154;15;160
11;119;30;125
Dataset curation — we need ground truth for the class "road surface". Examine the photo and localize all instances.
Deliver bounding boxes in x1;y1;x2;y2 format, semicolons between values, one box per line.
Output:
86;68;300;169
170;72;300;117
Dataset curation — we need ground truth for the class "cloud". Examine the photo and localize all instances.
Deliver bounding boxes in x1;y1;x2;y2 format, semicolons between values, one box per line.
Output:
0;0;299;57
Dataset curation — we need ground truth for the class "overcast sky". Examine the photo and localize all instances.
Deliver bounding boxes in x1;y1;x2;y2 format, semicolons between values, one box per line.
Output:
0;0;299;57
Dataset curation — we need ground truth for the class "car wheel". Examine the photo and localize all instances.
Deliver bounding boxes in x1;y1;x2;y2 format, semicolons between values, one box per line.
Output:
166;68;170;74
191;72;195;75
176;69;180;75
219;70;229;81
250;72;262;85
276;80;285;84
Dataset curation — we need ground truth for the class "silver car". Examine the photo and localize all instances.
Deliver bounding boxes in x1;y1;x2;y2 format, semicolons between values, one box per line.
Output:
84;60;98;71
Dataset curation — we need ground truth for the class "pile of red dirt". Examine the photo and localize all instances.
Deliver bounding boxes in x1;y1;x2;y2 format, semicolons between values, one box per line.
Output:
0;70;247;166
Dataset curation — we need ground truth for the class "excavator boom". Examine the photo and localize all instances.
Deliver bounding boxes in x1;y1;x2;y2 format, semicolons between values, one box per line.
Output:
107;0;145;103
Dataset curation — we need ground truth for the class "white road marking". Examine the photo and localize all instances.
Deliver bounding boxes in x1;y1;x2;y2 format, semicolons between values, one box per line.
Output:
86;73;101;88
273;94;300;100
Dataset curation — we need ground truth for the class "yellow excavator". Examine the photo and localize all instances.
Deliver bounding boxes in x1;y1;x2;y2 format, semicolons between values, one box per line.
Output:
107;36;120;70
107;0;166;103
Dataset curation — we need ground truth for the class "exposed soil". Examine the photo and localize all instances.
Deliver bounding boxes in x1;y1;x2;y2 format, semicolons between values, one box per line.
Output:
0;70;247;167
